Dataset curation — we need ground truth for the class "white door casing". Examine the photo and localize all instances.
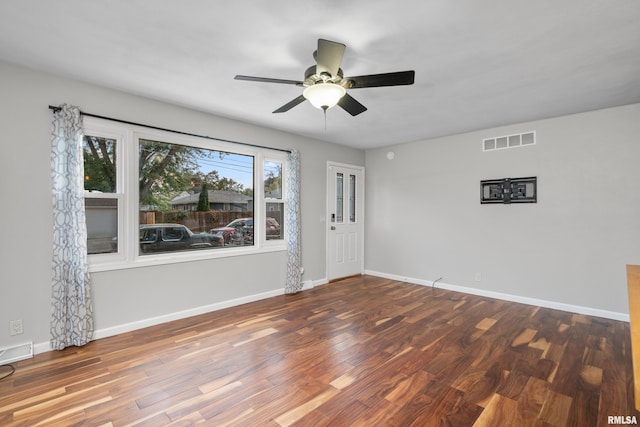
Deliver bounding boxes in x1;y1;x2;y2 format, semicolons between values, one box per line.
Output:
327;162;364;281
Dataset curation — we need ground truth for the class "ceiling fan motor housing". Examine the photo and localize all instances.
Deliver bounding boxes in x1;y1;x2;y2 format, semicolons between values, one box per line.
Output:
304;65;344;87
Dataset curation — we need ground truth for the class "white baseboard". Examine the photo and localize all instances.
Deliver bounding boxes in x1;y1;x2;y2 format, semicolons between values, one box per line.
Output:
365;270;629;322
33;279;335;355
33;287;285;356
299;278;329;290
313;278;329;287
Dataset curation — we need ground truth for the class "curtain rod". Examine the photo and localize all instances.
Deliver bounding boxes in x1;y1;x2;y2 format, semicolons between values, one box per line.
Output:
48;105;291;154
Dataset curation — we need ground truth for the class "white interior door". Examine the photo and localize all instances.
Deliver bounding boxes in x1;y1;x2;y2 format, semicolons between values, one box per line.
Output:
327;162;364;281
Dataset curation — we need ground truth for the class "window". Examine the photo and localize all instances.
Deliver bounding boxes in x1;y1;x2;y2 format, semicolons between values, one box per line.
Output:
83;134;121;255
264;159;284;241
138;137;254;254
82;117;287;271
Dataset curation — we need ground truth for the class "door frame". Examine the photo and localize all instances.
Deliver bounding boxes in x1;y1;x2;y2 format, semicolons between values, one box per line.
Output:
326;161;365;281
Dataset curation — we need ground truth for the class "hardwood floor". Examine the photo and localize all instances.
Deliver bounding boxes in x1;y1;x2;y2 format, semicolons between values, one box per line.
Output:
0;275;637;426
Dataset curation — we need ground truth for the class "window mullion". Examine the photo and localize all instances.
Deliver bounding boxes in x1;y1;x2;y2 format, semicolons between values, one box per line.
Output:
255;152;265;248
124;129;138;262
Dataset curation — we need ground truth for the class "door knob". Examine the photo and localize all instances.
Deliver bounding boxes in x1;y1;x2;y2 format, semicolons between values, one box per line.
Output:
330;226;336;230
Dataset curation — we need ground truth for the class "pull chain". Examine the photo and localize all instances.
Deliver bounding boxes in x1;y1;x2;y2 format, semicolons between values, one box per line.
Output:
322;106;328;131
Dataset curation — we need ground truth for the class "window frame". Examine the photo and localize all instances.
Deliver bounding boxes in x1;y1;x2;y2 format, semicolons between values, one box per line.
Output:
262;157;286;247
83;117;288;272
83;121;127;264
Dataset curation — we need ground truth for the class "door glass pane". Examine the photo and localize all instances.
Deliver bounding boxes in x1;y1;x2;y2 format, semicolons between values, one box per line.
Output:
349;174;356;223
336;173;344;223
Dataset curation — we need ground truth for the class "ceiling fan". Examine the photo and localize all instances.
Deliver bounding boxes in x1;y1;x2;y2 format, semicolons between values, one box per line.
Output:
235;38;415;116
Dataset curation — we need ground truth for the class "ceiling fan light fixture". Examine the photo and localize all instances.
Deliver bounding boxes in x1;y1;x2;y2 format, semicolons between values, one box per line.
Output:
303;83;346;110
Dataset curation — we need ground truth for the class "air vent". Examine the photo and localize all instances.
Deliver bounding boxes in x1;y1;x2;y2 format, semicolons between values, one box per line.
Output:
483;131;535;152
0;342;33;364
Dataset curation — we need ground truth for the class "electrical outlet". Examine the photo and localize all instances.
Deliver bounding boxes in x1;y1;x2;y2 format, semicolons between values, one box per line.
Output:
475;272;482;282
10;319;23;336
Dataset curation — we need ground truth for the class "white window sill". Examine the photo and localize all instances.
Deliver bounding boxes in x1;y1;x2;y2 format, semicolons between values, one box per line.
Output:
88;243;287;273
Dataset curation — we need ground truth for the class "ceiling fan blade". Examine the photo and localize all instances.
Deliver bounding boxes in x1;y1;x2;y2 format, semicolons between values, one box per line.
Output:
315;39;346;78
338;93;367;116
235;75;304;86
343;70;415;88
273;95;307;113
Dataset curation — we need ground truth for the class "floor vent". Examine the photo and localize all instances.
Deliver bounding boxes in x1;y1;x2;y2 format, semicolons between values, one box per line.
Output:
0;342;33;364
483;131;535;152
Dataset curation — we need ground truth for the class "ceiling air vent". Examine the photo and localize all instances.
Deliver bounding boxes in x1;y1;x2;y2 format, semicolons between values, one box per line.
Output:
483;131;535;152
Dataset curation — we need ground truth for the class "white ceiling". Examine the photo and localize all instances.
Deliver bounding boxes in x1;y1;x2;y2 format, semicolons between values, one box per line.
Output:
1;1;639;150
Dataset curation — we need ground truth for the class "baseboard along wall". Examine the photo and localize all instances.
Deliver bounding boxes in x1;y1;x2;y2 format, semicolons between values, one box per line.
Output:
365;270;629;322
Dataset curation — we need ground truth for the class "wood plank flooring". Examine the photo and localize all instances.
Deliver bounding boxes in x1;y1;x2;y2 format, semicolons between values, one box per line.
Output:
0;275;638;426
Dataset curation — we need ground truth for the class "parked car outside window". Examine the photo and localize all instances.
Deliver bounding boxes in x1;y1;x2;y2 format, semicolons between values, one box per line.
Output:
139;224;224;254
210;217;281;245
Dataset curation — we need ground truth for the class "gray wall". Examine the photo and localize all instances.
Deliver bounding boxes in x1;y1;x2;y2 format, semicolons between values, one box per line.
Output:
2;57;638;354
0;61;364;351
365;103;640;316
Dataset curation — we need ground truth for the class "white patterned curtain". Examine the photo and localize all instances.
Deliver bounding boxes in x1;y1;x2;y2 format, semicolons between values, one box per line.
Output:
50;104;94;350
285;148;302;294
